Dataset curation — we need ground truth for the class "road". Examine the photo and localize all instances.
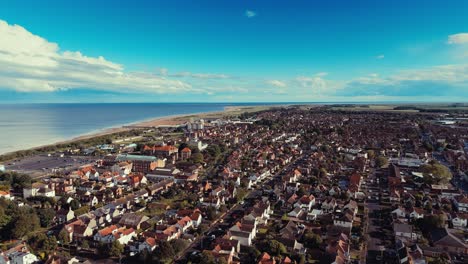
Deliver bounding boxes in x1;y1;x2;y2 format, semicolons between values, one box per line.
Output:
365;170;394;264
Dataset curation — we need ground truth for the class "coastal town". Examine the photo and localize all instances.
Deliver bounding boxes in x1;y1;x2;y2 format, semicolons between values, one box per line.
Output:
0;106;468;264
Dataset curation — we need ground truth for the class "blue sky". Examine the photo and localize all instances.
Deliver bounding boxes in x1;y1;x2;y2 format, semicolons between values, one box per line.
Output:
0;0;467;102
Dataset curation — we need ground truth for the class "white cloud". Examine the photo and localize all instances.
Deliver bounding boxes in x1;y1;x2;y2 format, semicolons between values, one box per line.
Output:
170;71;230;79
245;10;256;18
0;19;196;93
448;33;468;44
314;72;328;77
296;76;328;94
267;80;287;88
376;54;385;59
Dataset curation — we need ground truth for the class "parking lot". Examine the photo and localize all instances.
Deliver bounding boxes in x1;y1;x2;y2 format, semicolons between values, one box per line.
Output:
5;154;99;176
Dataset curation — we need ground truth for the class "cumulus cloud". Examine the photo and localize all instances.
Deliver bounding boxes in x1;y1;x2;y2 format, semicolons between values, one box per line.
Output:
245;10;257;18
169;71;230;79
448;33;468;44
376;54;385;59
336;64;468;97
267;80;287;88
0;19;202;93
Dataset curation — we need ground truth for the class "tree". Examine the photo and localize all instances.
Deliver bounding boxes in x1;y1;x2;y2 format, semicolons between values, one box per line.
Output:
421;162;452;184
236;188;248;203
303;231;322;249
260;240;287;256
109;240;124;257
12;213;40;238
416;215;446;233
74;205;90;216
206;206;217;221
191;153;204;164
37;208;56;227
80;239;90;249
69;199;81;210
296;186;306;197
375;156;389;168
58;229;70;244
199;251;216;264
240;246;261;264
171;239;188;255
367;150;376;160
156;241;175;260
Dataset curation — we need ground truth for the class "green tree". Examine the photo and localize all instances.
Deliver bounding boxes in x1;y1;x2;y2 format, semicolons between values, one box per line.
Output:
69;199;81;210
421;162;452;184
58;229;70;244
80;239;90;249
171;239;188;255
199;251;216;264
109;240;124;257
190;153;204;164
375;156;389;168
303;231;323;248
416;215;446;233
37;208;56;227
74;205;90;216
206;206;217;221
261;240;287;256
156;241;175;260
12;213;40;238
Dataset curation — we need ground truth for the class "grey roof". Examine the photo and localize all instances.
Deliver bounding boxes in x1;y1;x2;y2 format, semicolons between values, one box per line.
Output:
116;154;157;162
393;223;413;233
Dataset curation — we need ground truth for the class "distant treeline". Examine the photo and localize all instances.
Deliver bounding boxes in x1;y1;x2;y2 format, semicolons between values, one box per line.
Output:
393;105;468;113
331;104;370;108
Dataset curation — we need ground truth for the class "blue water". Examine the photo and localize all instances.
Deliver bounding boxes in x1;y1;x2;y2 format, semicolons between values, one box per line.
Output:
0;103;273;154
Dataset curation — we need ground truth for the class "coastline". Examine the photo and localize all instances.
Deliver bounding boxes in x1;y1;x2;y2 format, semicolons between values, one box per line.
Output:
0;104;277;158
70;104;278;141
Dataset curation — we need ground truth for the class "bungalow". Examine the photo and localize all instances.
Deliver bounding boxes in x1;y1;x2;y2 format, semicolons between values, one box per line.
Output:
451;213;468;229
454;195;468;212
176;216;193;233
119;213;149;229
408;208;425;219
307;209;323;221
56;207;75;224
393;223;417;241
94;225;136;245
348;173;362;194
0;190;12;200
334;211;354;229
63;218;94;242
430;227;468;254
23;182;55;199
326;233;350;264
228;218;257;246
322;197;337;212
294;194;315;212
392;207;407;219
137;237;157;253
288;207;304;218
0;242;39;264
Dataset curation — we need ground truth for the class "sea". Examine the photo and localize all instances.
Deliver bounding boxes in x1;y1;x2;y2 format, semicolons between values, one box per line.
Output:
0;103;279;155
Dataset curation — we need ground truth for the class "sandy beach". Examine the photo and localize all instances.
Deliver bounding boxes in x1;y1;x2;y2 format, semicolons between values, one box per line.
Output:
61;105;278;144
0;104;285;159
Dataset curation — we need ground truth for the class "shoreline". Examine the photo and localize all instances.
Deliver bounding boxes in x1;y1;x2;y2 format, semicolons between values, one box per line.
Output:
0;105;278;158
